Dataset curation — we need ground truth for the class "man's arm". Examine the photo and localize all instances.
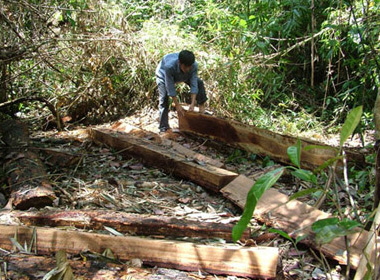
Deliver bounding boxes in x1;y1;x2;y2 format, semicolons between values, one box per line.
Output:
172;96;185;118
188;63;198;111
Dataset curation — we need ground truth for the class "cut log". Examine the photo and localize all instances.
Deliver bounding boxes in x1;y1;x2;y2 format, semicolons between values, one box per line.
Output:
0;120;56;210
0;224;279;278
111;121;224;168
89;128;237;192
14;209;250;241
220;174;373;269
179;111;365;170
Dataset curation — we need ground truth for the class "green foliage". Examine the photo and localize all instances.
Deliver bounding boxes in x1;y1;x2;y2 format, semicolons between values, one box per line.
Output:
311;218;362;244
2;0;378;132
340;106;363;148
232;167;285;242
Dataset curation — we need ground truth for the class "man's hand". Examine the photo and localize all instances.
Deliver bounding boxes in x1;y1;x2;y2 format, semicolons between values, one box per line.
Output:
176;103;185;118
189;93;196;112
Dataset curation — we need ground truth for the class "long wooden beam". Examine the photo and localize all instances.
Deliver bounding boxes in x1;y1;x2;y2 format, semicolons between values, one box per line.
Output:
221;175;373;269
179;111;365;169
89;128;238;192
0;225;278;278
14;209;250;241
111;121;224;168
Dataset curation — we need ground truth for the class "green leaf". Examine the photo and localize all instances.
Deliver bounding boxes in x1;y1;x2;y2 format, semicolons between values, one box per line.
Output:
304;145;336;152
289;188;320;201
340;106;363;148
287;139;301;168
312;218;361;244
232;167;285;242
313;155;343;173
291;169;317;184
268;228;291;241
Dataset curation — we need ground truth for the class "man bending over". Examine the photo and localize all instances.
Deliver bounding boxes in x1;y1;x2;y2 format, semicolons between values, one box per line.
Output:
155;50;207;133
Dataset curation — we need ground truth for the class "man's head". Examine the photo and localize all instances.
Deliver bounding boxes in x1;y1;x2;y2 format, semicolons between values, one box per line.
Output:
179;50;195;73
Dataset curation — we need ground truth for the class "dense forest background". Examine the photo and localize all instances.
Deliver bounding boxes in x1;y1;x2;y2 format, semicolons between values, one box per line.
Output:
1;0;379;137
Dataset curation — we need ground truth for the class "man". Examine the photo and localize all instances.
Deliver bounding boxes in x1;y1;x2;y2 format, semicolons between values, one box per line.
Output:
155;50;207;133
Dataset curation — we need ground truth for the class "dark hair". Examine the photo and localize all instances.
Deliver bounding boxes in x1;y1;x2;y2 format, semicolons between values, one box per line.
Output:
179;50;195;66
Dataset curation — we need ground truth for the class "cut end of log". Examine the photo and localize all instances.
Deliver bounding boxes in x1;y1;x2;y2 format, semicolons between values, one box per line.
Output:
11;184;56;210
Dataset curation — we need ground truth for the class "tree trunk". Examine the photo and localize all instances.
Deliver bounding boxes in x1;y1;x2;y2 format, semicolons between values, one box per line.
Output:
374;89;380;209
0;119;56;209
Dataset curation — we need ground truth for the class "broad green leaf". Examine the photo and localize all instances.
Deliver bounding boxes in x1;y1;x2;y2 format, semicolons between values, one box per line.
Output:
287;139;301;168
289;188;320;201
291;169;317;184
232;167;285;242
312;218;361;244
340;106;363;148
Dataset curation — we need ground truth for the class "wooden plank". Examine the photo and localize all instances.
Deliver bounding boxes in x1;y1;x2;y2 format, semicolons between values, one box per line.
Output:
14;209;250;241
111;121;224;168
220;175;372;269
0;224;278;278
354;205;380;279
179;111;365;169
89;128;237;192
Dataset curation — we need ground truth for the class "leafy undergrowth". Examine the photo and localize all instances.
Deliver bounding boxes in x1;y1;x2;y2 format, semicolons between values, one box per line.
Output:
1;107;374;280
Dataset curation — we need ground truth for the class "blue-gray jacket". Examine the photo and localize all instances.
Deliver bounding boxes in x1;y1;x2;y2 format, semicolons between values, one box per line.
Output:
155;53;198;97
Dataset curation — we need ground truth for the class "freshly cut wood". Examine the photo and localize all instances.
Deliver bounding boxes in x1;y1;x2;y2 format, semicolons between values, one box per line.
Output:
0;225;279;278
354;205;380;279
89;128;237;192
221;174;372;269
179;111;365;169
111;121;224;168
0;120;56;210
14;209;250;241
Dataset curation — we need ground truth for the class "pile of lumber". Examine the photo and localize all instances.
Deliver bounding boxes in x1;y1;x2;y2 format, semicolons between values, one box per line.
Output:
0;112;376;278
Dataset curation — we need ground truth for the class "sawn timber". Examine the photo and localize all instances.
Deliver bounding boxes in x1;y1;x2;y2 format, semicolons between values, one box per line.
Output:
89;128;237;192
0;224;278;279
178;111;365;170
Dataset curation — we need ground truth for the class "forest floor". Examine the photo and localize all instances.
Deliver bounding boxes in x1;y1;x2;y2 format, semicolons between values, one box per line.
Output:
0;106;374;279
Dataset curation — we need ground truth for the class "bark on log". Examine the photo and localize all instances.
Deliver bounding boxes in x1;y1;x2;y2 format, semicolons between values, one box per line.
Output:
89;128;237;192
221;174;374;269
179;111;365;170
0;119;56;210
0;224;279;278
14;209;250;241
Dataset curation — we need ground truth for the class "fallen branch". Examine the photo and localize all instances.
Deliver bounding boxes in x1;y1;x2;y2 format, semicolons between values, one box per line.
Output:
0;96;62;130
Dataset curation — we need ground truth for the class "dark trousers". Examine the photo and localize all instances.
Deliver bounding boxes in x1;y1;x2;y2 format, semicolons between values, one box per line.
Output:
157;78;207;131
